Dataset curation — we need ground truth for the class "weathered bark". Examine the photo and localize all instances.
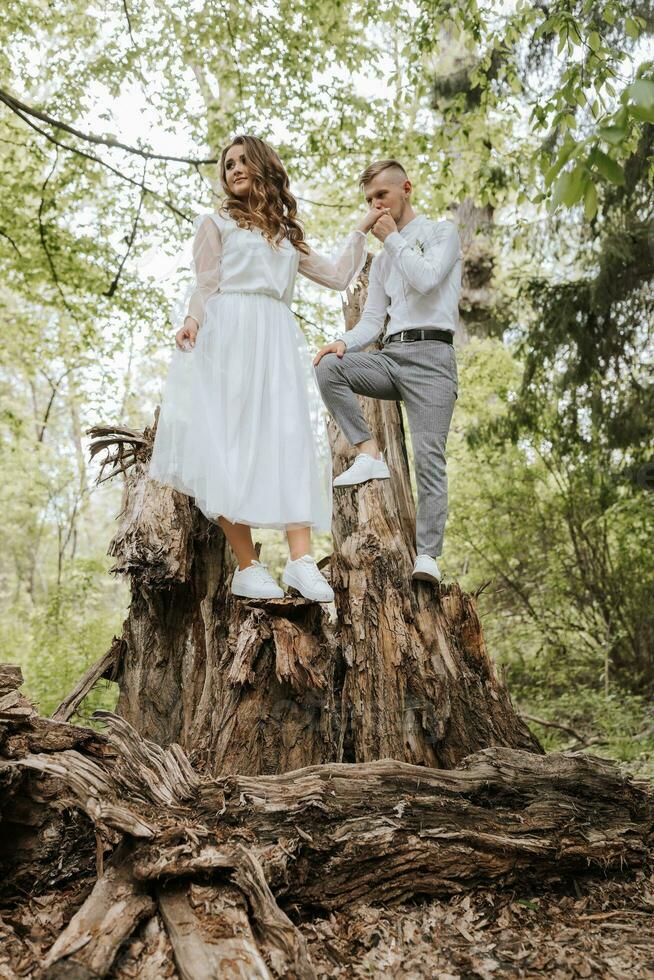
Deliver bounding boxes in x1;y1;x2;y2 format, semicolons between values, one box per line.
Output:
52;639;122;723
87;253;539;777
0;666;112;900
452;198;501;342
4;246;649;978
41;844;155;979
1;680;652;978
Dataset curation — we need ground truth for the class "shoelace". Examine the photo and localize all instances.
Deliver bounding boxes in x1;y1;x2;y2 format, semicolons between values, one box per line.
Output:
240;560;273;582
294;556;326;583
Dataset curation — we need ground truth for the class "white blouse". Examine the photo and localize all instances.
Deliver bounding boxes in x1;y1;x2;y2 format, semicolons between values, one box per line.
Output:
184;211;368;329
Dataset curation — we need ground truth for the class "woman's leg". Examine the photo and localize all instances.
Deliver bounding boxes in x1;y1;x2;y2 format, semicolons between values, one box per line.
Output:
217;517;258;569
286;526;312;560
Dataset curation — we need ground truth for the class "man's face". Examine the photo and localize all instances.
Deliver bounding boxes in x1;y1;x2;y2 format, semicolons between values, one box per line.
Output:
363;170;411;223
224;144;252;198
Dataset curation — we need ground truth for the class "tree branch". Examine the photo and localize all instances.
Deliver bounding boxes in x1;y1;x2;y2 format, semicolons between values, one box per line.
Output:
0;228;22;256
0;88;218;165
5;97;190;221
104;159;148;297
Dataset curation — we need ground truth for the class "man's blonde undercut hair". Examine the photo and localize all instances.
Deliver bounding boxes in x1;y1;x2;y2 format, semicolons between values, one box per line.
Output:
358;159;408;189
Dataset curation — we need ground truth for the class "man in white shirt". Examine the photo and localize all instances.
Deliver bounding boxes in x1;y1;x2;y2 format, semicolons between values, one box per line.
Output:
313;159;461;583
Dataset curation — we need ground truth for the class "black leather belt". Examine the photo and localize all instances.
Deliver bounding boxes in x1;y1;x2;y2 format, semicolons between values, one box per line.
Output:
385;329;453;345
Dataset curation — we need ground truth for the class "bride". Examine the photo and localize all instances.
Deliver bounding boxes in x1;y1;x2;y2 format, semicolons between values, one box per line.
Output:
148;134;381;601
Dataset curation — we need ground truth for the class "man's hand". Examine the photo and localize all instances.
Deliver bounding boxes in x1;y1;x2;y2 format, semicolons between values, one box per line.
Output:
313;340;346;366
176;316;198;350
371;212;398;243
356;207;390;235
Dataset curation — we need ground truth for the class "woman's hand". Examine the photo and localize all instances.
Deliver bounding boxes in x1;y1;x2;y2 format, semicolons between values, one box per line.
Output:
356;207;390;235
176;317;199;350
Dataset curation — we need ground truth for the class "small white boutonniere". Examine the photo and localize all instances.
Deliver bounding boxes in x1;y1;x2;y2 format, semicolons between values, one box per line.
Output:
412;239;426;255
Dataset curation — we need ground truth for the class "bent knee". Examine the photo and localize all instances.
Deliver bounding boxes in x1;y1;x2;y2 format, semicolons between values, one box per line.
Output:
315;352;342;386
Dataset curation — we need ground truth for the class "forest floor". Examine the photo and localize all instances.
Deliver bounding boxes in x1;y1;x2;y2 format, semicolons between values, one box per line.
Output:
301;866;654;979
2;855;653;978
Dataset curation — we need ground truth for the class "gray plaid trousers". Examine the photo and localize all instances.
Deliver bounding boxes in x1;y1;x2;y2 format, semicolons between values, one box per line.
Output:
315;339;458;557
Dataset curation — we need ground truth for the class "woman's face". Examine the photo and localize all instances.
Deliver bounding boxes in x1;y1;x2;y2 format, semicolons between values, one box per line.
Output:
224;144;252;198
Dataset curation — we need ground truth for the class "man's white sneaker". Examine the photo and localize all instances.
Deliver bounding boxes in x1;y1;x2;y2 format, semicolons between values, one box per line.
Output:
412;554;442;583
333;451;390;487
282;554;334;602
231;559;284;599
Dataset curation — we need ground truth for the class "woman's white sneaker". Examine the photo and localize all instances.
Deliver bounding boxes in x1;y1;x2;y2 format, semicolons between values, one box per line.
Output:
231;559;284;599
282;554;334;602
333;451;390;487
412;554;442;583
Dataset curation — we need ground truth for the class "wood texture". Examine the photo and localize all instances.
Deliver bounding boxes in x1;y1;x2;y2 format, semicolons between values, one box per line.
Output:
94;253;539;775
2;236;647;978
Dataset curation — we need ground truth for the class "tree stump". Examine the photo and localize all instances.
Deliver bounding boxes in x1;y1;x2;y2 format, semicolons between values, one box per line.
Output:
89;258;539;775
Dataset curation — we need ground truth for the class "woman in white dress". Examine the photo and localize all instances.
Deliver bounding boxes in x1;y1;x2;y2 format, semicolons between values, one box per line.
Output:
148;134;381;601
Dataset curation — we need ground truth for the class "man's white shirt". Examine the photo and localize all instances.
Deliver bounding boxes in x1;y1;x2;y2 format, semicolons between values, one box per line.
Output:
336;213;462;352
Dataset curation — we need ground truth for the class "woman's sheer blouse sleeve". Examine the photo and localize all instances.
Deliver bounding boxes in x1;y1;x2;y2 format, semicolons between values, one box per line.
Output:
185;215;223;328
297;230;367;291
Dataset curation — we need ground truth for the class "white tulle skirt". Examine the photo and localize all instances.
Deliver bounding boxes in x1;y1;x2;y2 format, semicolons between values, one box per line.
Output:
148;290;333;532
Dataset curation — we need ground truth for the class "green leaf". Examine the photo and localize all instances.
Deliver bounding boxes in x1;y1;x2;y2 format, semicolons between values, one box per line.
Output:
625;17;639;38
591;148;625;184
602;5;615;25
569;23;583;45
544;139;578;186
598;124;627;145
552;163;586;207
628;103;654;123
614;106;629;128
584;180;598;220
588;31;601;51
627;79;654;110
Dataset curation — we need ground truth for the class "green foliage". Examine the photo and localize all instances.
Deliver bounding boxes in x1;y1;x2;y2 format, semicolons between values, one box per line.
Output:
445;337;654;694
513;684;654;778
2;556;123;717
417;0;653;212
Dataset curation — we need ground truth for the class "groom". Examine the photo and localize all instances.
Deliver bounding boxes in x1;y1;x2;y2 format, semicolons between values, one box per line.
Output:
313;159;462;583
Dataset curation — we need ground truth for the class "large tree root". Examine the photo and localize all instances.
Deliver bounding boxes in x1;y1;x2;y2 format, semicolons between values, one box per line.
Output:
2;670;652;979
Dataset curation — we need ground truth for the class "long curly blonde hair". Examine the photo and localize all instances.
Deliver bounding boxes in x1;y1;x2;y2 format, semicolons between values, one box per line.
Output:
218;135;310;256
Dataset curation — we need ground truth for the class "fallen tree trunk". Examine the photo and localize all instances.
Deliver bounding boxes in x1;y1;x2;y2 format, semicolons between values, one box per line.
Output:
1;681;652;978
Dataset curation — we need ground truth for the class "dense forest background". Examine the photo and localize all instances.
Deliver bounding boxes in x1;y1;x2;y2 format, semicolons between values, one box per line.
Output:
1;0;652;771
